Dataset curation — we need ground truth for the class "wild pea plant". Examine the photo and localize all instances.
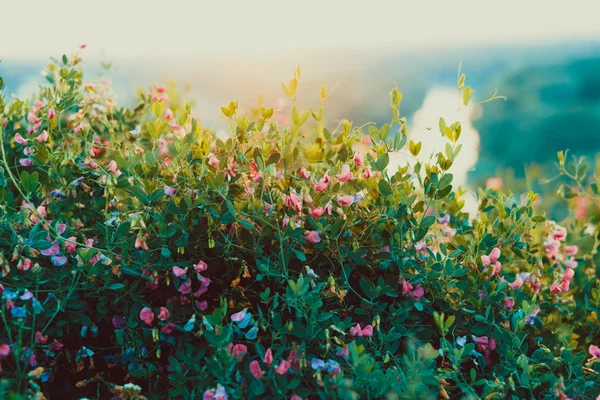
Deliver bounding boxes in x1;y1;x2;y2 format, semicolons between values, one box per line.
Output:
1;52;600;400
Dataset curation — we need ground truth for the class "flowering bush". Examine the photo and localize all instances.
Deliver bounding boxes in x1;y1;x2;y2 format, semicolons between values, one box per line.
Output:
1;54;600;400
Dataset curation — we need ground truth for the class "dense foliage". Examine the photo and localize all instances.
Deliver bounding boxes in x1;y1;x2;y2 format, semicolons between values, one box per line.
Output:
1;53;600;400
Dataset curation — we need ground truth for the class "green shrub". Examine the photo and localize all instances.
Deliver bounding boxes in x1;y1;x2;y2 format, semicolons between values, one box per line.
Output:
1;53;600;400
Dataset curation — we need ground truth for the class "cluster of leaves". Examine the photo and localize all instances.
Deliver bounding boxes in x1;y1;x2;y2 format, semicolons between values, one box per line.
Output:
1;53;600;400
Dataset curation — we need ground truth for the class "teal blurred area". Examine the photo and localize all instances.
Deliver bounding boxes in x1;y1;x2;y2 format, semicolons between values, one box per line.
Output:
1;39;600;185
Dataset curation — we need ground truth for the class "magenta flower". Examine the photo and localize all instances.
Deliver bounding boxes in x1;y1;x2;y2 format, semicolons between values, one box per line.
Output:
139;307;155;325
172;266;187;277
589;345;600;358
164;185;177;196
290;396;303;400
275;359;291;374
194;260;208;272
231;309;248;322
178;281;192;295
19;158;33;167
503;297;515;309
264;348;273;365
158;307;170;321
227;343;248;361
249;360;263;378
410;283;425;300
305;230;321;245
349;323;373;337
0;344;11;356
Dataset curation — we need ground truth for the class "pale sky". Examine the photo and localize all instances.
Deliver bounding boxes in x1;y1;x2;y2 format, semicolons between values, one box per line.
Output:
3;0;600;60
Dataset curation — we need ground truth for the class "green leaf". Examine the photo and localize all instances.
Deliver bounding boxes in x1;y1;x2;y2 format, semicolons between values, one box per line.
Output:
108;283;125;291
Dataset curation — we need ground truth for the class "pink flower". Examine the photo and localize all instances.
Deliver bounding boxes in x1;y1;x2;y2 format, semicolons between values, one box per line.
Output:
284;191;302;212
353;151;363;166
550;280;562;293
565;245;578;256
338;164;354;183
28;111;40;125
249;360;263;378
264;348;273;365
178;281;192;294
107;160;118;173
15;133;27;145
400;278;413;294
509;277;524;289
363;167;374;179
275;360;291;374
18;258;32;271
309;207;325;218
231;309;248;322
139;307;155;325
300;167;310;179
563;268;575;282
165;108;174;120
36;130;48;143
172;266;186;277
305;230;321;245
227;343;248;361
565;258;578;269
290;396;303;400
489;247;501;263
208;153;219;169
472;336;489;345
195;260;208;272
65;237;77;253
0;344;11;356
502;297;515;308
313;171;330;192
553;225;567;241
282;216;289;228
337;195;354;207
19;158;33;167
158;307;170;321
589;345;600;358
410;283;424;300
415;242;428;254
135;236;149;250
48;108;56;120
350;323;373;337
164;185;177;196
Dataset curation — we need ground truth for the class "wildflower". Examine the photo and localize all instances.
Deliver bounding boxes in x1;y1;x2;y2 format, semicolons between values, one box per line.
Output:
48;108;56;120
139;307;155;325
264;348;273;365
503;297;515;309
164;185;177;196
410;283;425;300
337;195;354;207
249;360;263;378
311;358;326;370
565;245;578;256
194;260;208;272
227;343;248;361
19;158;33;167
0;344;11;356
349;323;373;337
338;164;354;183
589;345;600;358
15;133;27;144
305;230;321;245
363;166;374;179
310;207;325;218
158;307;170;321
313;171;330;192
208;153;219;169
509;277;524;289
353;151;363;166
231;309;248;322
300;167;310;179
172;266;186;277
275;360;291;374
36;130;48;143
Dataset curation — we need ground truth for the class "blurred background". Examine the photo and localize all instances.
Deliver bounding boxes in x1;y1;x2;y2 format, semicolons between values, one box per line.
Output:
2;0;600;192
